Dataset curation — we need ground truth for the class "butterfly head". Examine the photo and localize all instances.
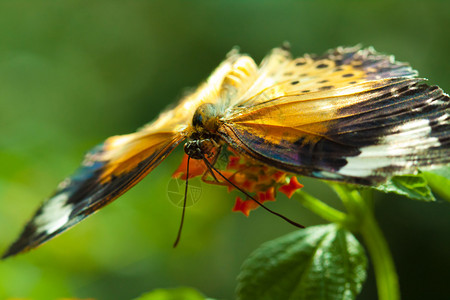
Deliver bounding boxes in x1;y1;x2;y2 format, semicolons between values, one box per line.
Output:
183;138;215;159
184;103;222;160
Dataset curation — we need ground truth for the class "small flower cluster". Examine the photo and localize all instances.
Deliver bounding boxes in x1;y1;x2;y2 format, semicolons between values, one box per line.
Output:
172;147;303;216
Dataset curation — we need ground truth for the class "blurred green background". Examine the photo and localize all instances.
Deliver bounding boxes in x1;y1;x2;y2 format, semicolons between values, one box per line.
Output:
0;1;449;299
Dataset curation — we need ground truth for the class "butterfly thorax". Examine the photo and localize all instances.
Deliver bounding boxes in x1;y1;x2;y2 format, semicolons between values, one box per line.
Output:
184;103;222;160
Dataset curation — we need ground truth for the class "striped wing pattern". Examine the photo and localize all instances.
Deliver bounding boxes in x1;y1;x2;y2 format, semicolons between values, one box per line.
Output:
220;46;449;184
2;132;184;258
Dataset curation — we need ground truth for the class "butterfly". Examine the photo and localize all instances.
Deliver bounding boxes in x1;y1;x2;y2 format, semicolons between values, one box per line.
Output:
3;44;449;258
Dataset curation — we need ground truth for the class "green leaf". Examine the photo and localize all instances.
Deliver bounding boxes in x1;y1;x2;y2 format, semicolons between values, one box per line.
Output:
373;174;435;201
422;167;450;202
135;287;208;300
236;224;367;300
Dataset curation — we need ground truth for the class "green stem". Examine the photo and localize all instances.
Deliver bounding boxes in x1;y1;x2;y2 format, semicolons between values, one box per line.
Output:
330;183;362;218
360;211;400;300
294;190;347;223
331;184;400;300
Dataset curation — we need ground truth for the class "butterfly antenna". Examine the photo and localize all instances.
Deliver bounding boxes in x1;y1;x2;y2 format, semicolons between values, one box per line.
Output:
202;155;304;229
173;156;190;247
202;157;220;183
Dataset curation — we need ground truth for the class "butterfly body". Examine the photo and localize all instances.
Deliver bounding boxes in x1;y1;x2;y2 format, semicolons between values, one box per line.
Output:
3;45;449;258
184;103;223;160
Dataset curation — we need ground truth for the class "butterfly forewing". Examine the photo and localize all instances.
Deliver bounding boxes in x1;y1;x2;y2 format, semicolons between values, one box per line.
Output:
221;46;449;184
2;131;186;258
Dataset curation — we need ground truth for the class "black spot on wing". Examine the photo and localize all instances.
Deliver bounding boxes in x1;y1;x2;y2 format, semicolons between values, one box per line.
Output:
319;85;333;91
316;63;329;69
318;46;417;79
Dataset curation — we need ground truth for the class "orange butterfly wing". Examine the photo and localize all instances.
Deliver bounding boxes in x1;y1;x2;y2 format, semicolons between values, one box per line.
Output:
2;50;257;258
219;46;449;184
2;129;184;258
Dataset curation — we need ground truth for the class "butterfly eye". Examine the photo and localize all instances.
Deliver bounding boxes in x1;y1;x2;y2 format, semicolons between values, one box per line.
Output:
192;113;203;127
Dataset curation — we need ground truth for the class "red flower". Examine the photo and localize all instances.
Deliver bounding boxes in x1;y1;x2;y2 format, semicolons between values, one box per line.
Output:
279;176;304;198
173;147;303;216
257;187;276;203
232;196;260;217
